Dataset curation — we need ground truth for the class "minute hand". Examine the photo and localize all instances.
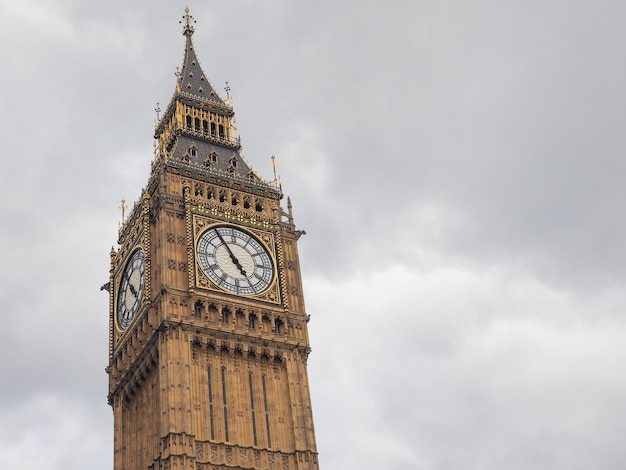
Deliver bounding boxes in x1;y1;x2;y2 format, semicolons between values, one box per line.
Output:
215;229;247;276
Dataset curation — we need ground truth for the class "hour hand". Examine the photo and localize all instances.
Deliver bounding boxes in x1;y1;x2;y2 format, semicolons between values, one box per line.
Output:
230;254;247;276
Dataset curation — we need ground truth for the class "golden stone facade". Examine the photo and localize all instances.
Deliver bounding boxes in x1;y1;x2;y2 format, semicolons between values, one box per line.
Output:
106;9;318;470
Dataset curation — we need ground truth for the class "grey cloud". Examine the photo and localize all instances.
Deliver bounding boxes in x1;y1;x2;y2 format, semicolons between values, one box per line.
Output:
2;1;626;469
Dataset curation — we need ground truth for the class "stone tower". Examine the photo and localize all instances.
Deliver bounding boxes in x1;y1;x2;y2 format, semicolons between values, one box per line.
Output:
106;9;318;469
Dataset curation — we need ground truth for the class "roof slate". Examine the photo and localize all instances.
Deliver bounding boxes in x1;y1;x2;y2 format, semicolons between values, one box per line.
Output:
178;35;224;105
171;135;253;177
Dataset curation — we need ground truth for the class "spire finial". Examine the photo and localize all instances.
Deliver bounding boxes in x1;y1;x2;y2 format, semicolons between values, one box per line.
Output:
270;155;278;182
270;155;283;192
287;196;294;224
118;198;128;230
181;6;195;36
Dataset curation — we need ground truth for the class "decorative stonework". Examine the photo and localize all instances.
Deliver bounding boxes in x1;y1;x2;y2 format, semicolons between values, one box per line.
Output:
108;9;318;470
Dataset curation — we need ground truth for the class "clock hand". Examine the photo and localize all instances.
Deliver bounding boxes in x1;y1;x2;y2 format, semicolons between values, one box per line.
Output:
125;286;137;308
129;282;138;296
214;229;247;276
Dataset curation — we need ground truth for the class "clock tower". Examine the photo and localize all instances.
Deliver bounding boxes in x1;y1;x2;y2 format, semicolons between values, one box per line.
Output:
106;9;319;470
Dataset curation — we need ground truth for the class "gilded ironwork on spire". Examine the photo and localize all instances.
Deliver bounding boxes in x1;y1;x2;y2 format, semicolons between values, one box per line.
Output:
181;6;195;37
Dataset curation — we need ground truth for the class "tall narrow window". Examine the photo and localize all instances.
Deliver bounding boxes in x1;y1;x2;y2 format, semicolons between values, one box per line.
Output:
207;367;215;440
222;367;229;442
262;375;271;448
221;307;230;324
249;373;258;446
194;301;203;319
274;318;284;335
248;313;257;330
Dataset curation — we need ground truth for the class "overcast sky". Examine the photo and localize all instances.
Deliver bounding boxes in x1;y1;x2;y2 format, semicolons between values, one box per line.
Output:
1;1;626;469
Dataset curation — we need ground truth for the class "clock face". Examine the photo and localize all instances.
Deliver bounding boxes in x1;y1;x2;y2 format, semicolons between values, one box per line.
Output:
197;226;275;295
117;248;145;330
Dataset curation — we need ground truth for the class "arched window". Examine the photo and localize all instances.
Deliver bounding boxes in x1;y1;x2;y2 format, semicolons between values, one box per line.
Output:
274;318;284;335
248;313;257;330
194;301;203;319
262;314;271;333
221;307;231;324
236;309;245;328
208;303;218;321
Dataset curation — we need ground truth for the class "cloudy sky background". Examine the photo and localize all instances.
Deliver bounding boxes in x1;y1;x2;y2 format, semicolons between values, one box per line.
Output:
1;0;626;468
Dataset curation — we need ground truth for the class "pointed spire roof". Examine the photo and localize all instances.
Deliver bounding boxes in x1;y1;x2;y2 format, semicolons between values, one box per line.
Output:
177;7;225;105
152;8;281;197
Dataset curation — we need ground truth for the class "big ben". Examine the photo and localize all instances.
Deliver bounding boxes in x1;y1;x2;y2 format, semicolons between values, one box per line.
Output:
106;8;319;470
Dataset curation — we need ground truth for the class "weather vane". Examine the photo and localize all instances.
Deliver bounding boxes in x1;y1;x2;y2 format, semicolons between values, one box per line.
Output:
270;155;279;183
118;199;128;228
155;102;161;121
225;81;231;99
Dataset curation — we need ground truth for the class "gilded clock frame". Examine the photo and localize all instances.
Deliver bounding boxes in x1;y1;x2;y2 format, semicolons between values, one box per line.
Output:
113;241;148;335
115;247;146;331
192;214;281;304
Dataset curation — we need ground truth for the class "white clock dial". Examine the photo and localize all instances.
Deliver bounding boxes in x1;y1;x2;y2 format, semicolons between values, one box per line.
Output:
197;226;274;295
117;248;145;330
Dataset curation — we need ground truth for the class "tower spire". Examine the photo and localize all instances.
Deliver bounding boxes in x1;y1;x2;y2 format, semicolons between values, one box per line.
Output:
153;8;280;189
175;7;224;104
